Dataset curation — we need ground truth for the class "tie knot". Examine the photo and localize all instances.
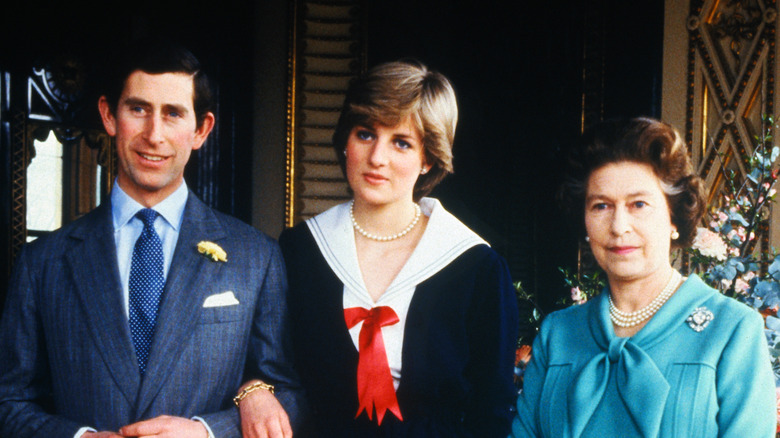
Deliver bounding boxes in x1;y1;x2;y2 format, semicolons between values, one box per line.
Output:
136;208;159;229
608;337;629;363
344;306;400;329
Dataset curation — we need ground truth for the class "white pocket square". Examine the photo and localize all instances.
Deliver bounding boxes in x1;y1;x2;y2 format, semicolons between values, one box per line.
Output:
203;291;240;308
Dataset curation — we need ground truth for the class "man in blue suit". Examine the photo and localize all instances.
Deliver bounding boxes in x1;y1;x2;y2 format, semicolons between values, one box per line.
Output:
0;41;301;438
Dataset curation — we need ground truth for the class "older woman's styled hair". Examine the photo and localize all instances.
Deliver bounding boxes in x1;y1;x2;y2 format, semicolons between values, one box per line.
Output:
560;117;706;248
332;60;458;201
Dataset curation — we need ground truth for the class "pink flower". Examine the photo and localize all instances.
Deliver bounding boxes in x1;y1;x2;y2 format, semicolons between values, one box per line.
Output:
744;271;756;282
571;287;587;305
734;278;750;294
717;211;728;222
776;388;780;429
721;278;733;289
769;188;777;197
692;227;728;261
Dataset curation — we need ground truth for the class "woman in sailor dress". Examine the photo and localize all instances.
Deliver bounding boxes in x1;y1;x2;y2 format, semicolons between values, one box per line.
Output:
242;60;519;437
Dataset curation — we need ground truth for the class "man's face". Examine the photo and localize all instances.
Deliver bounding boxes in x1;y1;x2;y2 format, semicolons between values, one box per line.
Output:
99;71;214;207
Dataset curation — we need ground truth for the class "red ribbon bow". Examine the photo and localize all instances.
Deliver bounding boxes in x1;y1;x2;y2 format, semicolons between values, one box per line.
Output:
344;306;403;424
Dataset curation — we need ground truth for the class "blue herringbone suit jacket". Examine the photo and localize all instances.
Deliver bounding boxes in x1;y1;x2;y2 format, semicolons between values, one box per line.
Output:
0;192;303;437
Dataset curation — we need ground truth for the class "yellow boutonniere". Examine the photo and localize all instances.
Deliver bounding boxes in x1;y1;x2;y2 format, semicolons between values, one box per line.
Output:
197;241;227;262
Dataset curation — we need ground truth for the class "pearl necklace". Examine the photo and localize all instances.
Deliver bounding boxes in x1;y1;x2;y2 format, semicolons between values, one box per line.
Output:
609;270;683;328
350;201;422;242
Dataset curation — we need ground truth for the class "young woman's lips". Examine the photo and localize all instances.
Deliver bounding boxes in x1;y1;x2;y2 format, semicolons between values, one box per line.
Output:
610;246;638;255
363;172;388;184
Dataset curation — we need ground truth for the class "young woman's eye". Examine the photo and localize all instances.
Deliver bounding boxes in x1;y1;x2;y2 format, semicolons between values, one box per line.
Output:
633;200;647;208
356;130;374;141
395;139;411;149
592;203;609;211
167;111;181;118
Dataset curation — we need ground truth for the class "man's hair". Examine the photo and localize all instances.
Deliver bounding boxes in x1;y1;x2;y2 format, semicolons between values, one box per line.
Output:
102;39;214;128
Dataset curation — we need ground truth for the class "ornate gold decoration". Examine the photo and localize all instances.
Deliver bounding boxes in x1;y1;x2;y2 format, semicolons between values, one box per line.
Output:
686;0;777;263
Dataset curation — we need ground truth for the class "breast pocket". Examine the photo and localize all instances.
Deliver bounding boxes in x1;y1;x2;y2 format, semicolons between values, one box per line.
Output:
539;363;573;438
199;302;243;324
662;362;717;438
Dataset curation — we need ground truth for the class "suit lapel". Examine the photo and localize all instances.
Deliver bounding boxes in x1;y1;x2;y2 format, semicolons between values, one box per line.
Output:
136;193;226;415
65;201;141;407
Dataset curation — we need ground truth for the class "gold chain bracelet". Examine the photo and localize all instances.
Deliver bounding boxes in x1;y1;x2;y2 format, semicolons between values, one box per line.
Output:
233;380;275;406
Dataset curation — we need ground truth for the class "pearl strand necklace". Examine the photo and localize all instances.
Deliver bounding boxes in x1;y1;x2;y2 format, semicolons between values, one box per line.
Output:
350;201;422;242
609;270;683;328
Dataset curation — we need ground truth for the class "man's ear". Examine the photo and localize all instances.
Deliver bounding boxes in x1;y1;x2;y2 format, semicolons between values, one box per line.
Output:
98;96;117;136
192;112;216;151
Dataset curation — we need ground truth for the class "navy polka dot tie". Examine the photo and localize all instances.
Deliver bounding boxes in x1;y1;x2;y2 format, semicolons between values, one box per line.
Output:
128;208;164;376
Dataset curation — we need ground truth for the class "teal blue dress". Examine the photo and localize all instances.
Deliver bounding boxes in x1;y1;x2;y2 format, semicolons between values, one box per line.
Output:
512;274;776;437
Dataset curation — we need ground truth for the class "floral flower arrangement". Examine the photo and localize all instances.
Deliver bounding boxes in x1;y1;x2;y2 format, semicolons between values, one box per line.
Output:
685;118;780;429
688;127;778;316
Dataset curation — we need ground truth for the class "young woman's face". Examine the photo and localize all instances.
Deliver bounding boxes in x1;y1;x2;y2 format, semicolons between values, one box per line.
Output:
345;116;427;207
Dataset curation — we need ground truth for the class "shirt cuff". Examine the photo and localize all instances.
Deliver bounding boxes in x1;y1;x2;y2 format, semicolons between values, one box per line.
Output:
74;426;97;438
192;416;215;438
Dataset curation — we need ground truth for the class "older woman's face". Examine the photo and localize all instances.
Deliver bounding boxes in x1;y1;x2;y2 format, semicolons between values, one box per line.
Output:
584;161;676;284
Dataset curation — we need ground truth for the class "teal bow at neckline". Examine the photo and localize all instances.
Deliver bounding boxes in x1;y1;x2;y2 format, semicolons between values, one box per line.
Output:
567;332;670;437
564;276;712;438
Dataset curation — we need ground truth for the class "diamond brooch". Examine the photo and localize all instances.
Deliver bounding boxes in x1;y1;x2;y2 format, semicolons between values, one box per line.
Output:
686;307;714;332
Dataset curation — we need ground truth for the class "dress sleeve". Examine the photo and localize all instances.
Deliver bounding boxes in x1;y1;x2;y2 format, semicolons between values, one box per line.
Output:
511;313;553;437
462;250;519;437
715;309;776;437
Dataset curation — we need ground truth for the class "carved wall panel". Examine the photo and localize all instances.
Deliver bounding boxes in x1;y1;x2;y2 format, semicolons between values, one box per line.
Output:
286;0;365;226
685;0;778;248
7;57;115;271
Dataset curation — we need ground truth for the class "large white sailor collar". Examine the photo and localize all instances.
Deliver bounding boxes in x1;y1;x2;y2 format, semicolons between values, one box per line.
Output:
306;198;488;306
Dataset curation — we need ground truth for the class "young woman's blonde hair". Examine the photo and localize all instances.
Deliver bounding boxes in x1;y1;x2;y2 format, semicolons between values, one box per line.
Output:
332;60;458;201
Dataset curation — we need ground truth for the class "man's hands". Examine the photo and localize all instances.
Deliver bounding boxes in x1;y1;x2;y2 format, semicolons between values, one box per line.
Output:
82;416;208;438
238;380;293;438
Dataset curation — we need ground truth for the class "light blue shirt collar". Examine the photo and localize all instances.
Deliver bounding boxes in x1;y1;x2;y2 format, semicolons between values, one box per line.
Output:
111;181;188;232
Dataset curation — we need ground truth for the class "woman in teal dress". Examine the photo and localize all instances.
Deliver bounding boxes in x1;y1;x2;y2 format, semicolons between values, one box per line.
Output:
512;117;776;437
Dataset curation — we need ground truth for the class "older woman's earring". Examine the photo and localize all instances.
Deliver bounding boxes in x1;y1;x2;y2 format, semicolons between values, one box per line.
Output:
671;230;680;240
585;236;590;242
343;150;347;157
421;167;428;175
